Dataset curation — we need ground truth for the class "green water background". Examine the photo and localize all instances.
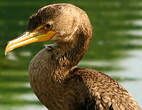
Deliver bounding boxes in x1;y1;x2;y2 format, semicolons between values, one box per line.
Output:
0;0;142;109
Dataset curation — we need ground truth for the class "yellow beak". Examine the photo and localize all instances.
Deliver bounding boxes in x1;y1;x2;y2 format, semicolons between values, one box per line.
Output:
5;30;56;55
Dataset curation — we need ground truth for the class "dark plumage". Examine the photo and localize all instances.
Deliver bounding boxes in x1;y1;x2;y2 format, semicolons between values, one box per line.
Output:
5;3;141;110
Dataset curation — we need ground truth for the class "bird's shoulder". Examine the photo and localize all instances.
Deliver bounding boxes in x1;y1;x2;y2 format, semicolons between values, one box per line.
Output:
68;67;141;110
70;68;121;89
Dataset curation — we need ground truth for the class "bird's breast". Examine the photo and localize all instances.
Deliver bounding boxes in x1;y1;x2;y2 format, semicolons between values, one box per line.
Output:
28;48;71;110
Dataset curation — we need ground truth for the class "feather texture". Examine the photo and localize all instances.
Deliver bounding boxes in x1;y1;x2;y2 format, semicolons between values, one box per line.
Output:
27;3;141;110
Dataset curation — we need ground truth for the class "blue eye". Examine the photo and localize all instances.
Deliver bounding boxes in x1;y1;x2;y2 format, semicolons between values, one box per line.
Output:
45;24;51;29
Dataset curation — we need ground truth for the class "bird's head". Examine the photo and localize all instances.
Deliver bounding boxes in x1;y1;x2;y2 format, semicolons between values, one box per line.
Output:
5;3;92;55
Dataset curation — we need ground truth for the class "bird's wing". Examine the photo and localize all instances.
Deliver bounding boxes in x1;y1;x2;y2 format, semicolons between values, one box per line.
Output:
73;68;141;110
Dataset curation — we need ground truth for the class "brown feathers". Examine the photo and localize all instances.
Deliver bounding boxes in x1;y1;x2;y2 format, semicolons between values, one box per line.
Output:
28;3;141;110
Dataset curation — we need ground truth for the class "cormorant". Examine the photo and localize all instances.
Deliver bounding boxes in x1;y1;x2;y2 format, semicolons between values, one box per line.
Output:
5;3;141;110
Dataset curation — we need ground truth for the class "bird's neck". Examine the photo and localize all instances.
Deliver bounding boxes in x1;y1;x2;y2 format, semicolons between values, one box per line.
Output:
51;29;92;81
61;31;91;65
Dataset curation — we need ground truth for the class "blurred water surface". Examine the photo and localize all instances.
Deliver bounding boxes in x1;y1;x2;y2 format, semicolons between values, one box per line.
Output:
0;0;142;109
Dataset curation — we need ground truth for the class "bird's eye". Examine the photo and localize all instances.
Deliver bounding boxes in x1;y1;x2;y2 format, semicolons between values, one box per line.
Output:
45;24;51;29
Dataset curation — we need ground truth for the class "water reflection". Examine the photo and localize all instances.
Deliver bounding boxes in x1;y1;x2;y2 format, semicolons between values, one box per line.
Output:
0;0;142;109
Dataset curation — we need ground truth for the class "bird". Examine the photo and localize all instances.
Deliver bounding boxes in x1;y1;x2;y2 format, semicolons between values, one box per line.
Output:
5;3;141;110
